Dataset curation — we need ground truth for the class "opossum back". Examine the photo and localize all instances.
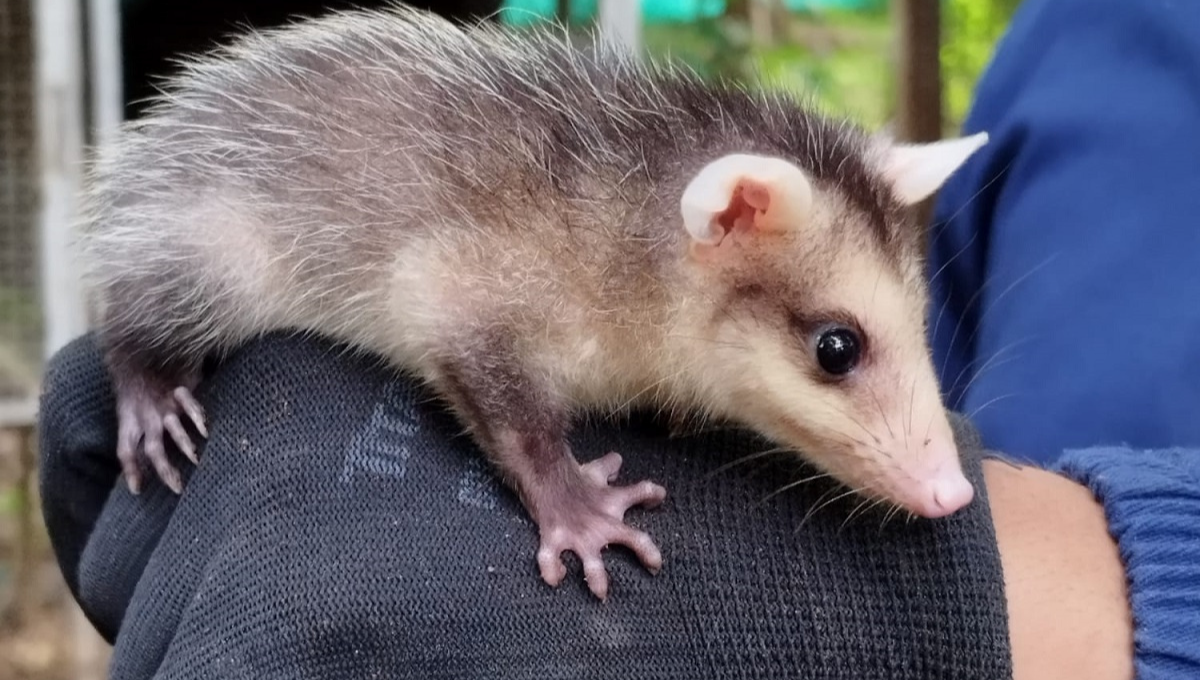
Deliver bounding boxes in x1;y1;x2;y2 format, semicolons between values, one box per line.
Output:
75;10;659;356
75;6;889;372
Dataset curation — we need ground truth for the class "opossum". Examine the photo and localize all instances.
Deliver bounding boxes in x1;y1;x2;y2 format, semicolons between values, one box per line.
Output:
76;6;988;600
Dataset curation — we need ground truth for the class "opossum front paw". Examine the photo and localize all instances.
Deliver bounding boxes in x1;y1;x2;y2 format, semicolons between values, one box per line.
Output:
531;452;667;601
116;383;208;495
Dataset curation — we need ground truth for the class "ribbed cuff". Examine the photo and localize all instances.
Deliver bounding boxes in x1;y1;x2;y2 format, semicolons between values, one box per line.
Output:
1053;446;1200;680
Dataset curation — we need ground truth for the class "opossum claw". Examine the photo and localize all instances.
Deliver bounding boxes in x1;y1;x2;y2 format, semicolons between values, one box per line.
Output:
115;379;205;495
530;452;666;601
117;413;145;495
174;387;208;438
141;414;183;494
163;413;198;465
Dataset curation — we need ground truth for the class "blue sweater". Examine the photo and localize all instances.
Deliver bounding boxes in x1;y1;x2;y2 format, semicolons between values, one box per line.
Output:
930;0;1200;676
928;0;1200;466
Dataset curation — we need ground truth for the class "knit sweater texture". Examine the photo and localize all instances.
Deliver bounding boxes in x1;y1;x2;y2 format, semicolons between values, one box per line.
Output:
39;332;1013;679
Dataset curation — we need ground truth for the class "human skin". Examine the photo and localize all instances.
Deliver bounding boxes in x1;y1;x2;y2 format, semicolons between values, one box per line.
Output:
983;460;1134;680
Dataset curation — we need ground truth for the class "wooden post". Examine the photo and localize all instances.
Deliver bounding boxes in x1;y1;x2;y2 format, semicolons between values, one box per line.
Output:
892;0;942;143
891;0;943;231
0;400;37;628
12;424;35;627
749;0;774;46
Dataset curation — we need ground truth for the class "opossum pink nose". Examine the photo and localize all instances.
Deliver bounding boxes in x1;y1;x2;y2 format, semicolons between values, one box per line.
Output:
918;467;975;519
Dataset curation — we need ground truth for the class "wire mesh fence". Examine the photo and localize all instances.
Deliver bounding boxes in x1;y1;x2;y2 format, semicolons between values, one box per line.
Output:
0;0;43;405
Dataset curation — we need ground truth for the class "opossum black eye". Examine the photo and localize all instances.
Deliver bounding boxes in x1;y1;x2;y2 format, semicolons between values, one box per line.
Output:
815;327;861;376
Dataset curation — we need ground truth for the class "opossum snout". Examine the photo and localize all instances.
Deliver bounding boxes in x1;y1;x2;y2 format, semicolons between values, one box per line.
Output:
910;454;975;518
883;437;974;518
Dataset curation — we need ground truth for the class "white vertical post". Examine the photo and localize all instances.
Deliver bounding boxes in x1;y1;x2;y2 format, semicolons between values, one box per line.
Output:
88;0;124;148
34;0;91;359
598;0;643;55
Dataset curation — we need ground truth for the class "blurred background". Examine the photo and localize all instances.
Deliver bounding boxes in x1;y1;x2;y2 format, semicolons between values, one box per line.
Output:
0;0;1017;677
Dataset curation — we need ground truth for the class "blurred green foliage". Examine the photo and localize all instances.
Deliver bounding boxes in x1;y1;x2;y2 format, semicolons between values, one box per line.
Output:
941;0;1021;130
0;488;17;516
642;8;893;124
636;0;1021;132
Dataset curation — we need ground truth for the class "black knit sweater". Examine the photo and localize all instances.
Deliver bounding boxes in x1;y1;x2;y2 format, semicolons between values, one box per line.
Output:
38;332;1012;679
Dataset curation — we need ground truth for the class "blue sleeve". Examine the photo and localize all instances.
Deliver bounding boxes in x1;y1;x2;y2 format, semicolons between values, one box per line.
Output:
928;0;1200;465
1054;446;1200;680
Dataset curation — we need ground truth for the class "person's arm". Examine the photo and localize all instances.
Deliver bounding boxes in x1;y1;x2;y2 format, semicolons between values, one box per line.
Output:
39;332;1014;679
40;333;1200;679
985;461;1132;680
987;440;1200;680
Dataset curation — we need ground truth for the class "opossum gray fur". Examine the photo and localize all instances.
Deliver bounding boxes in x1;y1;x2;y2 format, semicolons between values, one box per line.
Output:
76;5;988;600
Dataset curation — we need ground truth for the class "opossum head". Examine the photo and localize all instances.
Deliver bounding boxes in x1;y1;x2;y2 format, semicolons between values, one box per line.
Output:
673;132;987;519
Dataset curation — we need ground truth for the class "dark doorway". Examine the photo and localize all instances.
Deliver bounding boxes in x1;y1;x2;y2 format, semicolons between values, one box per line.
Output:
119;0;503;118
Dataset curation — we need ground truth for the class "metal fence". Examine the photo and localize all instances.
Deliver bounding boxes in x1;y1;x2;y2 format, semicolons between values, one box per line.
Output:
1;1;111;677
0;0;42;406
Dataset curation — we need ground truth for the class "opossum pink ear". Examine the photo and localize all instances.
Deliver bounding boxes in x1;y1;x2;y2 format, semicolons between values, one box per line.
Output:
680;154;813;250
882;132;989;205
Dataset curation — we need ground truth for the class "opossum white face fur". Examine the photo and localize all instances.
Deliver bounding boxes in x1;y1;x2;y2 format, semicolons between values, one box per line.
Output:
76;6;988;600
667;138;986;519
